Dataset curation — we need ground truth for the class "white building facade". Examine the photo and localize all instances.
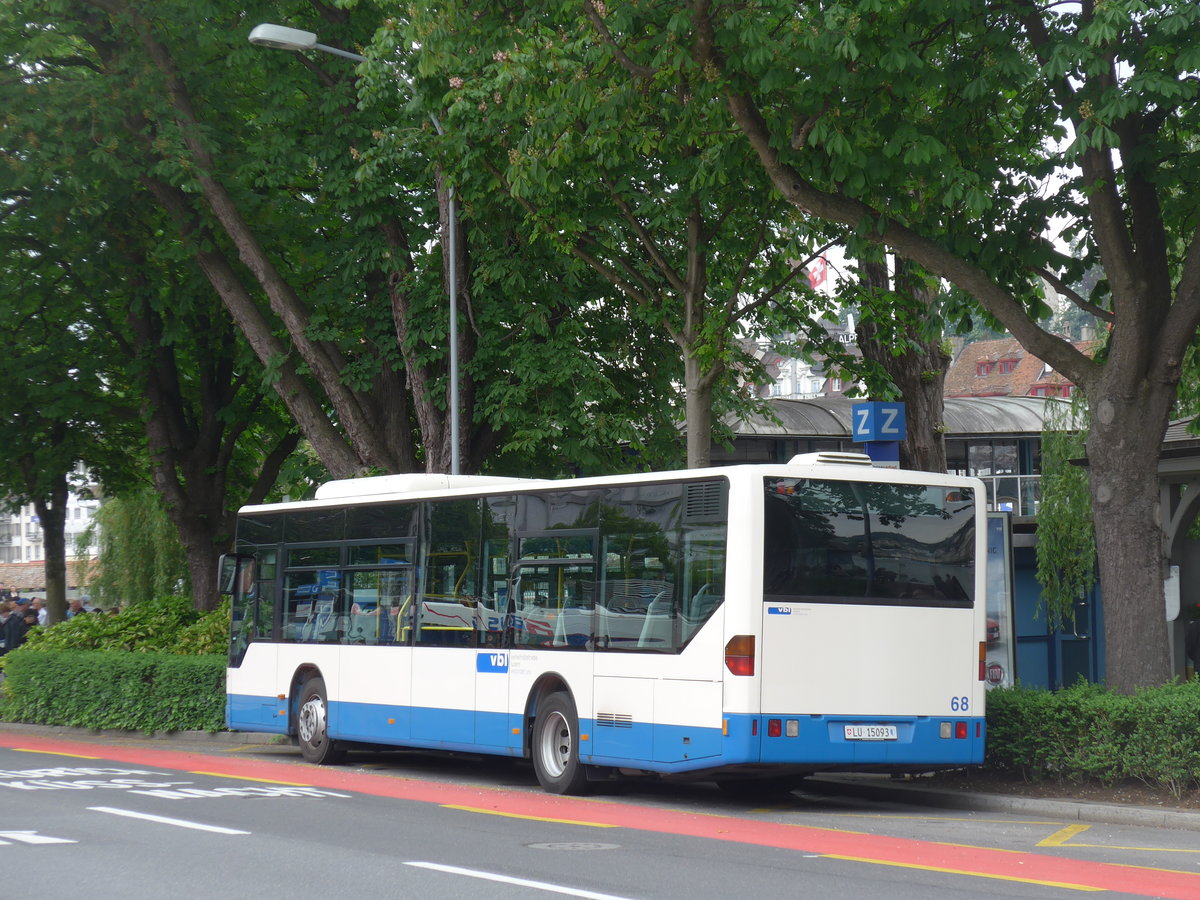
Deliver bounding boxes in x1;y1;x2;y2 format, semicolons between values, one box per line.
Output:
0;465;101;563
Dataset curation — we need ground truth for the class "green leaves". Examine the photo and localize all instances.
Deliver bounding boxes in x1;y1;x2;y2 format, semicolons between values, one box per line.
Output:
985;683;1200;796
0;649;226;733
1036;399;1096;632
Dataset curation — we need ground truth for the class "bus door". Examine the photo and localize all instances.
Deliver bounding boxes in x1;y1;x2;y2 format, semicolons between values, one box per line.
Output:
339;565;414;741
474;533;516;752
412;499;481;746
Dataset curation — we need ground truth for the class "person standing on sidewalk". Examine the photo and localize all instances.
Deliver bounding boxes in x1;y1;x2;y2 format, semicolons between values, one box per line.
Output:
1;597;31;655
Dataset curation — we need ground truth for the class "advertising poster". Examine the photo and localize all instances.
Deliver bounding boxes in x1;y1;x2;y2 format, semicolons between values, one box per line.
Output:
985;513;1016;688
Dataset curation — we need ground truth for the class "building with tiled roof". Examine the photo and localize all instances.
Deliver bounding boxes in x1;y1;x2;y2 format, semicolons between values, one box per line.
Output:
944;336;1100;400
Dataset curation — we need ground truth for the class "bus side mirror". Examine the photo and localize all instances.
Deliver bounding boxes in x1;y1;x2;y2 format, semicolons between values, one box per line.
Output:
218;555;239;595
220;555;257;596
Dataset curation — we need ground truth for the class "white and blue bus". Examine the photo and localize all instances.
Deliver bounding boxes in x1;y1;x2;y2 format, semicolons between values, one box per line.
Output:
222;453;987;794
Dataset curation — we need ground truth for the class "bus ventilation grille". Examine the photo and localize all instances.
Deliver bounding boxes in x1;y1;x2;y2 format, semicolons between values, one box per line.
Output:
596;713;634;729
684;481;726;520
788;451;874;467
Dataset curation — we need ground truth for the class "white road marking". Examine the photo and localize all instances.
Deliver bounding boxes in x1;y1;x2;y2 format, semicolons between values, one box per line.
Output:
405;861;638;900
87;807;249;835
0;831;77;845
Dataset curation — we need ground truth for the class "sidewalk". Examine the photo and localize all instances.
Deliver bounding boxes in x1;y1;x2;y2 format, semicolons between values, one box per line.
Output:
3;721;1198;831
805;773;1200;832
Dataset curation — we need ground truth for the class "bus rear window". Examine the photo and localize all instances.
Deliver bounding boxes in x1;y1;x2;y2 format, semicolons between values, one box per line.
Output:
763;478;975;607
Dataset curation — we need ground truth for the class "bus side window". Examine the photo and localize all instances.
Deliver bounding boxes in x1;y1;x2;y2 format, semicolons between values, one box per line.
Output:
417;499;480;647
510;561;595;650
479;495;518;648
351;571;415;645
599;533;676;652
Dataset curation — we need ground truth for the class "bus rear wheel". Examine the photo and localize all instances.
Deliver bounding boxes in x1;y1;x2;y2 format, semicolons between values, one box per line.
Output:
296;676;344;765
532;692;590;795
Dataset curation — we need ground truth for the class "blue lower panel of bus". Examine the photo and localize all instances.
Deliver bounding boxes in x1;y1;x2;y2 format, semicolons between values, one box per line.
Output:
722;713;986;767
227;695;984;771
226;695;289;735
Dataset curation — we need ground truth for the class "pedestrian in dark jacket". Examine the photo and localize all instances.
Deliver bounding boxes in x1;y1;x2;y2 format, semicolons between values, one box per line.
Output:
1;597;32;655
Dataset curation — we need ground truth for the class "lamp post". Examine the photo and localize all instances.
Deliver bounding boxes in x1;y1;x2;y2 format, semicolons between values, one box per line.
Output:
249;24;461;475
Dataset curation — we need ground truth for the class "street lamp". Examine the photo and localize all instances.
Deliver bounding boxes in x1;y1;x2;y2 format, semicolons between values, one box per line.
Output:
248;23;462;476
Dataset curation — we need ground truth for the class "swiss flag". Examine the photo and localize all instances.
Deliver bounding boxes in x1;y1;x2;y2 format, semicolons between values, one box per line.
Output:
807;256;828;288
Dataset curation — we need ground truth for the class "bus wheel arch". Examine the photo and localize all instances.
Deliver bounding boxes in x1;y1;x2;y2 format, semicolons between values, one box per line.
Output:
523;675;568;754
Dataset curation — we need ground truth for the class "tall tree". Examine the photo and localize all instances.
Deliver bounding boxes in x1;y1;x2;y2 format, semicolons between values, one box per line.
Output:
406;3;828;467
674;0;1200;689
14;0;676;481
0;282;120;624
1;10;304;610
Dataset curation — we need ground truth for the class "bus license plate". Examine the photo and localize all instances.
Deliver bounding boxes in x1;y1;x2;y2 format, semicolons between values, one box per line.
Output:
844;725;897;741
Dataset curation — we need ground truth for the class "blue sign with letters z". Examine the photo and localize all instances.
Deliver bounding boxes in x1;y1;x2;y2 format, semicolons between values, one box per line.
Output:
851;402;907;443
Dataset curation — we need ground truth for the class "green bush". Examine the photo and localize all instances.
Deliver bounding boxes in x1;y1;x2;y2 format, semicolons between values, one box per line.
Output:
12;595;229;655
985;681;1200;797
173;600;232;656
0;650;225;733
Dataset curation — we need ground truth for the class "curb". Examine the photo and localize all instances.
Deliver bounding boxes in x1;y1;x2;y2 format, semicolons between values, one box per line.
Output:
805;774;1200;832
0;721;282;746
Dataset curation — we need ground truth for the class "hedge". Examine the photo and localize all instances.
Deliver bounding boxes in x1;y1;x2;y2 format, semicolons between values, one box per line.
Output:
0;650;225;733
4;644;1200;799
985;681;1200;797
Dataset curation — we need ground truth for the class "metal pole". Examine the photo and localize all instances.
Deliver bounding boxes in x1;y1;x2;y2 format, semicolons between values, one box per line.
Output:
252;29;461;475
429;114;460;476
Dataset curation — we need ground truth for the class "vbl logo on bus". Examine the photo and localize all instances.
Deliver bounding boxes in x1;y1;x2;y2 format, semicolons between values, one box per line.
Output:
476;652;509;673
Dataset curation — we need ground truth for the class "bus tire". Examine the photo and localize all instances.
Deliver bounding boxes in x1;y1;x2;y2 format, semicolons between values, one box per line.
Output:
532;692;590;795
296;676;344;765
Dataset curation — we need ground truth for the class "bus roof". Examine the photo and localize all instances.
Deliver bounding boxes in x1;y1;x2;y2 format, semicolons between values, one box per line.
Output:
238;458;984;517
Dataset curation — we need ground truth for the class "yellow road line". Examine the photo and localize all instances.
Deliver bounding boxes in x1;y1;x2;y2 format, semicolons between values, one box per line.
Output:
187;770;311;786
11;749;100;759
824;854;1106;892
442;804;618;828
1038;824;1092;847
1039;824;1200;854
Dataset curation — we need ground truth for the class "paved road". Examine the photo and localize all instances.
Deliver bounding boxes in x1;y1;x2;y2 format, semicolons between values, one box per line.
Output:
2;727;1199;899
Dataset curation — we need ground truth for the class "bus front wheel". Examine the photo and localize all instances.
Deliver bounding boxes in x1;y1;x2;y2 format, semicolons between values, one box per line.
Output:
296;676;344;765
532;692;590;795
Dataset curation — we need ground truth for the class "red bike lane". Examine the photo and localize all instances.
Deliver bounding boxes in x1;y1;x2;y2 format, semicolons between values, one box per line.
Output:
3;731;1198;898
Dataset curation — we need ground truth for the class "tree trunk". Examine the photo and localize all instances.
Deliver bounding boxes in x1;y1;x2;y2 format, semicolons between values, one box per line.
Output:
1086;384;1175;692
683;353;715;468
174;517;224;614
856;259;949;473
34;479;69;626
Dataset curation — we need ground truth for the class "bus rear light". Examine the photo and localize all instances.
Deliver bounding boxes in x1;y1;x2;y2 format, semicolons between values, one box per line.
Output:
725;634;755;676
940;721;970;740
978;641;986;680
785;719;799;737
767;719;782;737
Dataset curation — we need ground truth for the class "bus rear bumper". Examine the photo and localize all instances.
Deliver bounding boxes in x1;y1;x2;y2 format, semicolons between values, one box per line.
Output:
722;713;986;767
